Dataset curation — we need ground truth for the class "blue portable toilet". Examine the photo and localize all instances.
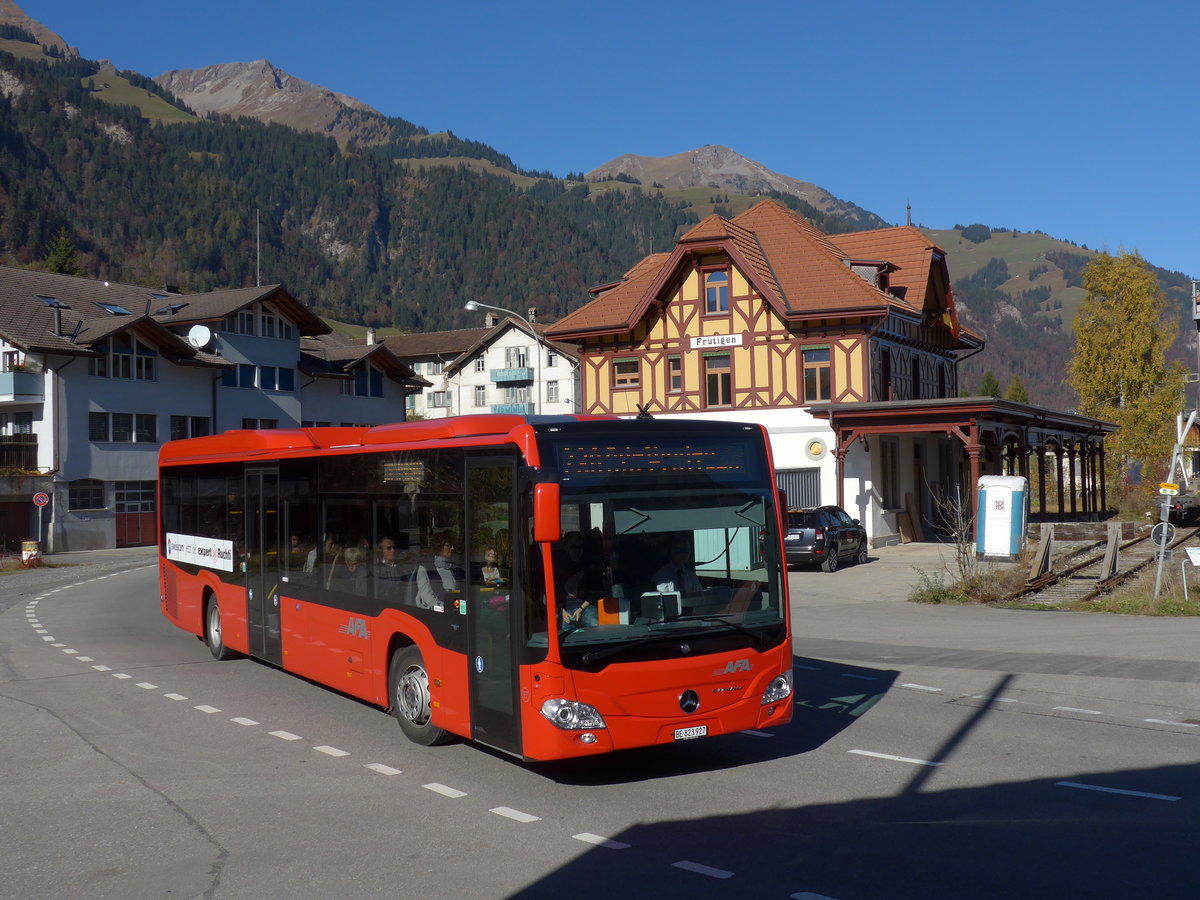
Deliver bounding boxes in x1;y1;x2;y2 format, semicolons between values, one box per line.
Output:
976;475;1028;560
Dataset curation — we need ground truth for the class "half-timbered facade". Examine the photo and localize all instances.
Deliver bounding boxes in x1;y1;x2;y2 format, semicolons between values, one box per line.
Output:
547;200;1112;544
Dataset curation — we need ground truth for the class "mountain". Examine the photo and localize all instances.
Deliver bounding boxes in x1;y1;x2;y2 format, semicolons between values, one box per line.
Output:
588;145;888;231
156;60;396;149
0;0;69;57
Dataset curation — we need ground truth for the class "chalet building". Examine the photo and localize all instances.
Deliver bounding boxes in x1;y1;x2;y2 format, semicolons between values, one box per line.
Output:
383;313;580;419
0;267;420;552
546;200;1114;544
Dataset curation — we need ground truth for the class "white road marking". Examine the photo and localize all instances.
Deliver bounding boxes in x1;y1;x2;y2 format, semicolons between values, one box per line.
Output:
1057;781;1181;802
794;664;821;671
314;745;350;757
92;665;111;671
1054;706;1103;715
365;763;402;776
163;693;187;701
573;833;630;850
231;717;259;726
491;807;540;823
41;636;56;642
61;649;78;655
672;860;734;879
971;695;1017;703
423;783;466;798
270;730;302;741
1144;719;1199;728
75;656;93;662
901;683;942;692
194;705;221;714
136;682;158;690
849;749;942;767
34;628;47;634
791;893;839;899
840;673;876;681
112;673;132;679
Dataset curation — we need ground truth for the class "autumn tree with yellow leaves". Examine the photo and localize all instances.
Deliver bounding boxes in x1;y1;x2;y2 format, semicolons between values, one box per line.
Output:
1068;252;1184;492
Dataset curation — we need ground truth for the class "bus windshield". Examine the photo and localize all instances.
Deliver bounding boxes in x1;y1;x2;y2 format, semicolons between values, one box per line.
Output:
551;485;785;668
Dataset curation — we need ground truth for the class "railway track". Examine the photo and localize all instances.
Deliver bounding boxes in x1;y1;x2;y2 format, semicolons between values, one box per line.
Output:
1004;526;1200;606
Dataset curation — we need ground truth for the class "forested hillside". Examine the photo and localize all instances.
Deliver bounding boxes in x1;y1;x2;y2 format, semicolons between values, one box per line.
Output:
0;36;700;331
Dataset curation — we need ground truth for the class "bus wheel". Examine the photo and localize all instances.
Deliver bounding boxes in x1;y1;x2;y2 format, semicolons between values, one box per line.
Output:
204;595;238;661
389;646;451;746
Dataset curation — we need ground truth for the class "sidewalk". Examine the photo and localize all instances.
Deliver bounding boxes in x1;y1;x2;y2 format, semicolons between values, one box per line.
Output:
790;540;1014;606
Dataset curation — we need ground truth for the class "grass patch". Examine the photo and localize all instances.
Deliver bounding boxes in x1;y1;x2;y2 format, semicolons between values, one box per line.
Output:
908;568;968;604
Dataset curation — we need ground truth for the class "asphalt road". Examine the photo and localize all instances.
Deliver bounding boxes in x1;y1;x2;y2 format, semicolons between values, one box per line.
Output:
2;547;1200;899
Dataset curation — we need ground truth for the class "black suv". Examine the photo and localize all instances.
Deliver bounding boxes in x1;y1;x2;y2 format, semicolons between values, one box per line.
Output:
784;506;868;572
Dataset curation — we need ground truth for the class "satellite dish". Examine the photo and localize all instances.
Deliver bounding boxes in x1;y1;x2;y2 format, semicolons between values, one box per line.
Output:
187;324;213;349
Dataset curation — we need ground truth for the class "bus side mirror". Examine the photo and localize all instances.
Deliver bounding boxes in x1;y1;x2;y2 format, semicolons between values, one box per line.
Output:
533;483;561;543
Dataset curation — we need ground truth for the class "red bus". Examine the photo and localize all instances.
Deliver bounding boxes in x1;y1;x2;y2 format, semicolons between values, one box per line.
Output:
158;415;793;760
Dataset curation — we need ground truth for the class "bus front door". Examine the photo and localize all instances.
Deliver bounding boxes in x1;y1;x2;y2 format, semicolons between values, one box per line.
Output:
465;458;521;755
245;468;283;665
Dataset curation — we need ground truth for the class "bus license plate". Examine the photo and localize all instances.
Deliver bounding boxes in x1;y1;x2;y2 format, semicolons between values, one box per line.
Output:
674;725;707;741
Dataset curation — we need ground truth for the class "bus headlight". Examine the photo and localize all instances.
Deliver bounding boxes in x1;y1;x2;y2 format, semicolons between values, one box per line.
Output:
541;698;607;730
762;670;793;704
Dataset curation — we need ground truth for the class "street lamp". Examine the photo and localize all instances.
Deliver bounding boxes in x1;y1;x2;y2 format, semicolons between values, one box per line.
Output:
464;300;545;414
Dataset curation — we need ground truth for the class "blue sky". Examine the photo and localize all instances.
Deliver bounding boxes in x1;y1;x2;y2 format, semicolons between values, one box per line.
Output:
18;0;1200;279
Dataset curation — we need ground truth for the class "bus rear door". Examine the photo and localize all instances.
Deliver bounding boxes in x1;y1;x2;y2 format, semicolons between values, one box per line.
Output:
245;467;283;665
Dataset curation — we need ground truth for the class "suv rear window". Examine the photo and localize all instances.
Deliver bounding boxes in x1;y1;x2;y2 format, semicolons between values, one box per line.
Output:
788;512;819;528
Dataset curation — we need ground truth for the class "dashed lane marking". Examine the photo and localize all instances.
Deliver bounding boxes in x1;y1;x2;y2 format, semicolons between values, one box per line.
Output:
1054;707;1103;715
424;783;466;799
269;730;302;741
1057;781;1181;802
315;745;350;757
672;860;734;879
231;717;259;726
365;763;401;776
573;833;630;850
164;693;187;701
849;749;942;767
491;806;540;823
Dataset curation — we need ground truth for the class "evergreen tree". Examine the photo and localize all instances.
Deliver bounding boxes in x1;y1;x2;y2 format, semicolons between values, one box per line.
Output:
980;370;1002;397
1005;375;1029;403
1068;252;1184;486
45;227;82;276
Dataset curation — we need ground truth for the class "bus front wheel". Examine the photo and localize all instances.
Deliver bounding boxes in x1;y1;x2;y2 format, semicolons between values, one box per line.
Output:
204;595;238;661
388;646;451;746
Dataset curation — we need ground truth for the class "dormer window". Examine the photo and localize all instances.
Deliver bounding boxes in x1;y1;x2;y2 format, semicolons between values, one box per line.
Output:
704;271;730;315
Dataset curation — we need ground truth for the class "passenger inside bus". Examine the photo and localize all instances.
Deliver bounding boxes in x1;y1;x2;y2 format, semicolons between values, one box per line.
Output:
413;531;461;610
327;544;369;595
373;535;408;602
558;530;606;626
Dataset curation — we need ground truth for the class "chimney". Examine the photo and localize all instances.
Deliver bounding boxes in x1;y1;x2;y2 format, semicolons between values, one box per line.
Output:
366;327;376;345
527;307;537;324
484;312;498;328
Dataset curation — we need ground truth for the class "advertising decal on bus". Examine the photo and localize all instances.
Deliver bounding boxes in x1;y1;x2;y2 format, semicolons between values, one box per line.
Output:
165;532;235;572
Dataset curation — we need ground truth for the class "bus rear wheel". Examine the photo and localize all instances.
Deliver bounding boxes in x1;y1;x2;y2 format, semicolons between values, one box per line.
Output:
204;595;238;661
389;646;451;746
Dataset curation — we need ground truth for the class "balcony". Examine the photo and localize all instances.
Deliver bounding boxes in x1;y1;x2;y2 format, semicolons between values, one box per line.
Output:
491;402;534;415
490;367;533;384
0;434;38;470
0;371;44;402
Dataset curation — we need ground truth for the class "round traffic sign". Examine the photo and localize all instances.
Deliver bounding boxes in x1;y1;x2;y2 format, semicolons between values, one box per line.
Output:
1151;521;1176;547
32;492;49;507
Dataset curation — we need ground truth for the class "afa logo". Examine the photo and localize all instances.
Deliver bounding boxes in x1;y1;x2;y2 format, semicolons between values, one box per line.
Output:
712;659;752;676
338;617;370;639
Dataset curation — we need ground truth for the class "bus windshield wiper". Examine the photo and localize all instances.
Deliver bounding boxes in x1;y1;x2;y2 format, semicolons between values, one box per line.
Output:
669;614;772;646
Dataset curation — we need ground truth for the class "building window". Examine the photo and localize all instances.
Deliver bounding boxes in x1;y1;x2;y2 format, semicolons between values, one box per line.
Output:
705;271;730;315
13;411;32;434
260;366;278;391
114;481;155;513
135;414;157;443
668;355;682;393
880;438;900;508
68;479;105;510
546;352;557;368
260;308;277;338
241;418;278;429
2;349;23;372
278;368;295;391
803;347;831;402
342;364;384;397
546;380;559;404
613;358;639;388
111;413;133;442
429;360;444;376
238;364;256;388
429;391;452;409
170;415;211;441
89;411;109;442
89;334;157;381
474;385;487;407
238;310;256;335
504;347;528;369
704;354;732;408
475;357;486;372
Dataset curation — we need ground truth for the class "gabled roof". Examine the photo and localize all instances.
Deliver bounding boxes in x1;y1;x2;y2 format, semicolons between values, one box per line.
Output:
299;333;427;387
546;200;953;343
0;266;212;363
381;327;492;359
0;266;329;366
443;316;580;375
151;284;330;336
